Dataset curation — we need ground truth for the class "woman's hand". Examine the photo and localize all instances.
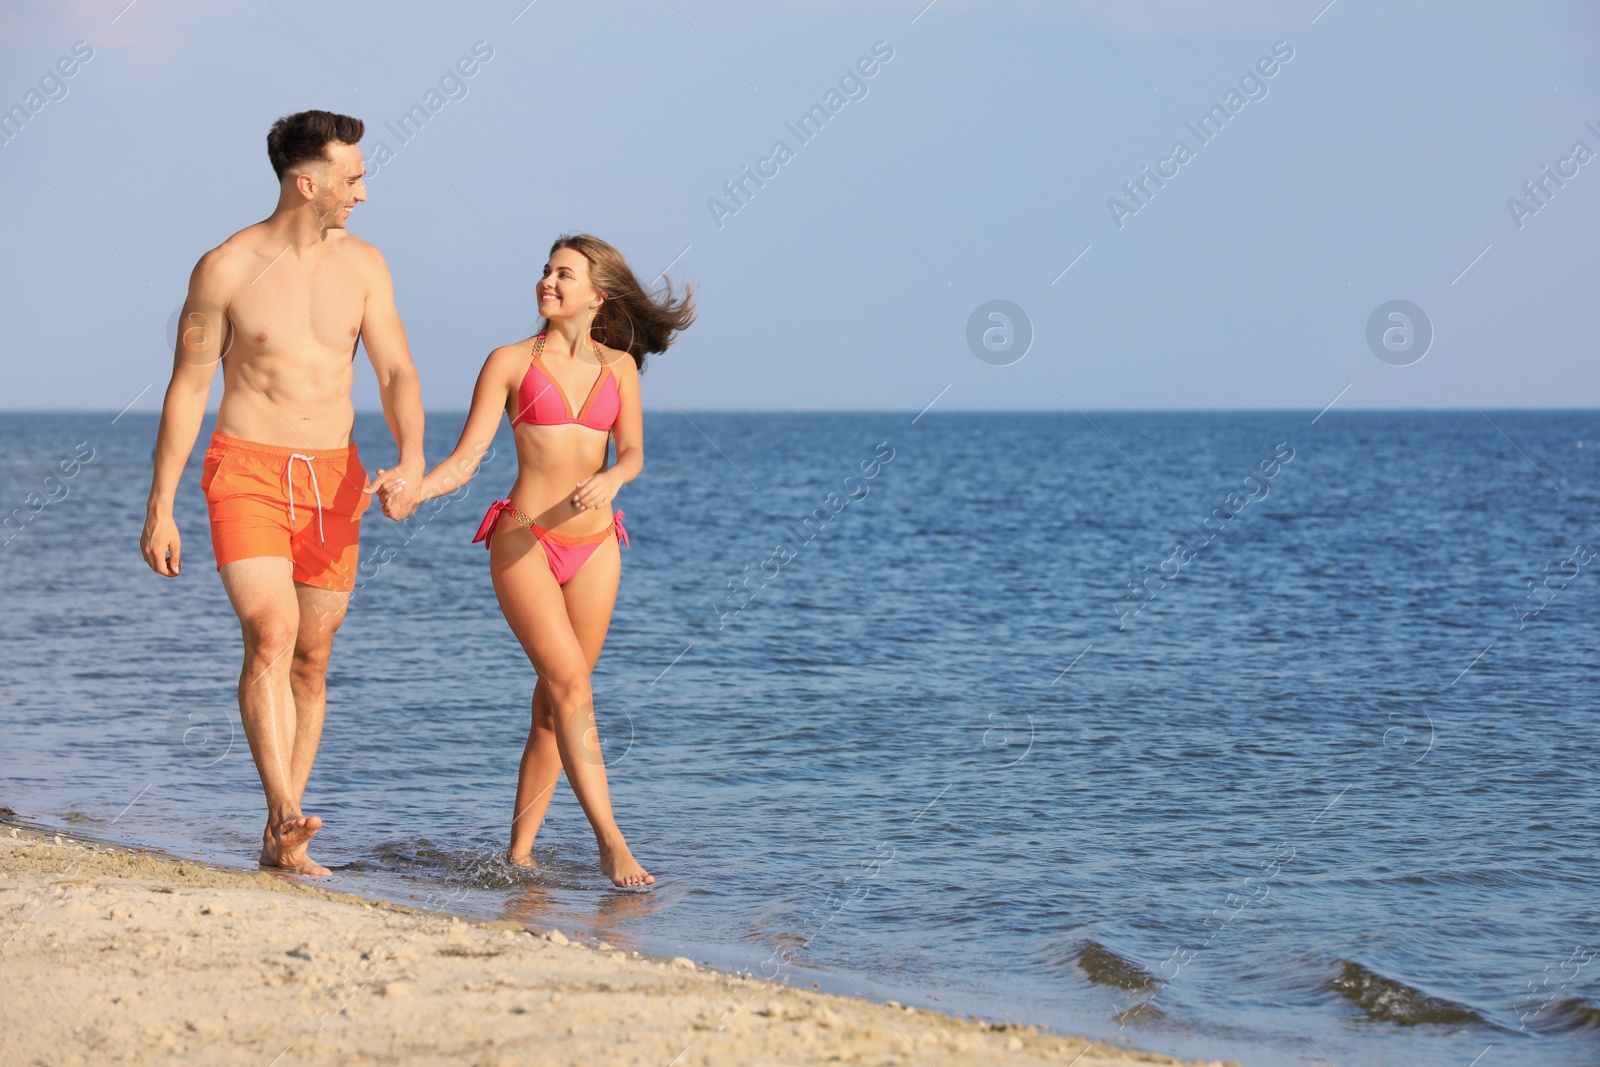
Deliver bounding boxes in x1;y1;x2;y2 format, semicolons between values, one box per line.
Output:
572;470;621;512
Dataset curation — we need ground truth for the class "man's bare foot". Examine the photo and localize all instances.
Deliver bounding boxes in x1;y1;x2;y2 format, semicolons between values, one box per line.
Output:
261;814;329;876
599;839;653;888
506;851;538;869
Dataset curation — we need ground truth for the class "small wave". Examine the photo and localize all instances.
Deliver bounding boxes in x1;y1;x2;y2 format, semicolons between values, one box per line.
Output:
1522;997;1600;1034
365;841;540;890
1078;941;1160;991
1332;960;1484;1027
1113;1002;1167;1027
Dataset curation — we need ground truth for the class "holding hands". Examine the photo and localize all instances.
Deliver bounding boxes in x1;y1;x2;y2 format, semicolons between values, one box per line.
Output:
366;457;425;520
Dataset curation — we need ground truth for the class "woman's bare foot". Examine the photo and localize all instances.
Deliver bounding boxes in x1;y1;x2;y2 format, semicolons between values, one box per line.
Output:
599;839;653;888
260;814;329;876
506;850;538;869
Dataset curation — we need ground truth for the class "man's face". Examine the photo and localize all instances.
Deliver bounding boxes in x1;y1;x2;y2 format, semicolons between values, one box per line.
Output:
306;141;367;229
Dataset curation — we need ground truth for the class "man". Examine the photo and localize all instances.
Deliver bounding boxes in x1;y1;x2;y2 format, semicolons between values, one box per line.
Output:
140;110;423;875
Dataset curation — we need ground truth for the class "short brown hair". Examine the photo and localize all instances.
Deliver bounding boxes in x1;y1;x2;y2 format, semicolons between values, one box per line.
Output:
266;110;364;179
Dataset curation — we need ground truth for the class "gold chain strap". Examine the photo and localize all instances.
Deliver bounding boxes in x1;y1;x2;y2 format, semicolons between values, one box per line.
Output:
532;332;604;364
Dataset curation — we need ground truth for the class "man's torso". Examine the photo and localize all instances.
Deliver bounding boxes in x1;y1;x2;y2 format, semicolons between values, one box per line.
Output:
212;226;371;450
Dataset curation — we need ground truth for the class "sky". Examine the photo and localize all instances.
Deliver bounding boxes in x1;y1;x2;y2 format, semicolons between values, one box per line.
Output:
0;0;1596;413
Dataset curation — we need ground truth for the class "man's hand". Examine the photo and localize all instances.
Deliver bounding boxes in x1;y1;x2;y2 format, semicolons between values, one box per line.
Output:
366;457;424;521
141;512;182;576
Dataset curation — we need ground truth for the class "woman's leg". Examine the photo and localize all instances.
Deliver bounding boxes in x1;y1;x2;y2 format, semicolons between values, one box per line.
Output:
491;528;651;886
506;545;615;859
507;678;560;863
556;536;652;886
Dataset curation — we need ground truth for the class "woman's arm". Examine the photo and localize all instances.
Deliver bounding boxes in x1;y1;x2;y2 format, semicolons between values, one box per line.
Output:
573;350;643;511
414;346;521;504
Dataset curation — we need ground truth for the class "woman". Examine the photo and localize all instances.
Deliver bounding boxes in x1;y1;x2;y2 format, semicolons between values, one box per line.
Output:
399;235;693;887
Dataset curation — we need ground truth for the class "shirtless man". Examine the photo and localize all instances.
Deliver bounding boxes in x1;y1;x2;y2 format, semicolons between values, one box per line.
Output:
140;110;423;875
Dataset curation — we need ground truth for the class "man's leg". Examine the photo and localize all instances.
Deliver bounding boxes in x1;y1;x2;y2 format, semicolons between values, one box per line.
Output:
287;583;352;805
217;557;326;875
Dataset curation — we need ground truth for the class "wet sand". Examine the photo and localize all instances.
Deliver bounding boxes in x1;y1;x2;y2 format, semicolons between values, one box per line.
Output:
0;824;1243;1066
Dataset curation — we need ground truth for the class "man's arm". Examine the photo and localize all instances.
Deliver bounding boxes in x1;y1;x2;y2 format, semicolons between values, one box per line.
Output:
140;255;230;576
358;245;425;519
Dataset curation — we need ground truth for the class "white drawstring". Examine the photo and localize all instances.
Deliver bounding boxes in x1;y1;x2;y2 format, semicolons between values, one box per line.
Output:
286;454;325;545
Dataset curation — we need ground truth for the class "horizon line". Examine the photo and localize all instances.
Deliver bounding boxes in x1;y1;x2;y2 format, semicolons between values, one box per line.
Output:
2;406;1597;416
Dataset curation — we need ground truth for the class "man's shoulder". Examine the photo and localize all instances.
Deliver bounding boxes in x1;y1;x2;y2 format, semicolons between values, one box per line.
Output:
326;231;392;291
193;224;272;283
328;229;385;264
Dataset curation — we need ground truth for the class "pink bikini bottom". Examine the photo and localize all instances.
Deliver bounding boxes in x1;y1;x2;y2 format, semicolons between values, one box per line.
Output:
472;499;629;585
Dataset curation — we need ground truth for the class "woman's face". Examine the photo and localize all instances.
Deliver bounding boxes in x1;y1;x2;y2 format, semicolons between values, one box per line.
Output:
538;248;600;323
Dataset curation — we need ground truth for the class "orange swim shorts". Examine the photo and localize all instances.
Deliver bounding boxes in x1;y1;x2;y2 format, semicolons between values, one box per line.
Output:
201;431;371;592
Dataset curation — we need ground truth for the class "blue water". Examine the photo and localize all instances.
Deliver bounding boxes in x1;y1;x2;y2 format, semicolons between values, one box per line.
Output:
3;409;1598;1067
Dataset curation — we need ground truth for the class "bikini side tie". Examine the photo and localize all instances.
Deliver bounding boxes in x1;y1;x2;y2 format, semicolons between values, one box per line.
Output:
472;499;516;550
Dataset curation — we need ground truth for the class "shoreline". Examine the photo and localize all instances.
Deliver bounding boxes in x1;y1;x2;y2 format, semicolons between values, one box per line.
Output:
0;817;1244;1066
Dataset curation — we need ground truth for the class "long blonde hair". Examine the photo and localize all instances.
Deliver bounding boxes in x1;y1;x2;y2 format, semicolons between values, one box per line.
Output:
539;234;696;372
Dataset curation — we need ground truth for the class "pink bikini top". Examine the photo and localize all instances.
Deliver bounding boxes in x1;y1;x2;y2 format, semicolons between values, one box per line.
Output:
511;334;620;431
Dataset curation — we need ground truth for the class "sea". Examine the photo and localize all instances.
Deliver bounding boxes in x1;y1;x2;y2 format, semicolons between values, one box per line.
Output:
2;409;1597;1067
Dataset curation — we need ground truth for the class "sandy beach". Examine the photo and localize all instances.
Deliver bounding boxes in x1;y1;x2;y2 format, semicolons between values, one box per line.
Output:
0;822;1242;1067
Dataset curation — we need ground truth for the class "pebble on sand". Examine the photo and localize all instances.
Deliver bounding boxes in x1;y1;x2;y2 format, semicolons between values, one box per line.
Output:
670;957;696;971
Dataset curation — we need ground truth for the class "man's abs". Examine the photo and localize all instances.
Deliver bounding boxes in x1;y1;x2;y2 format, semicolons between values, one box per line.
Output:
214;378;357;451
